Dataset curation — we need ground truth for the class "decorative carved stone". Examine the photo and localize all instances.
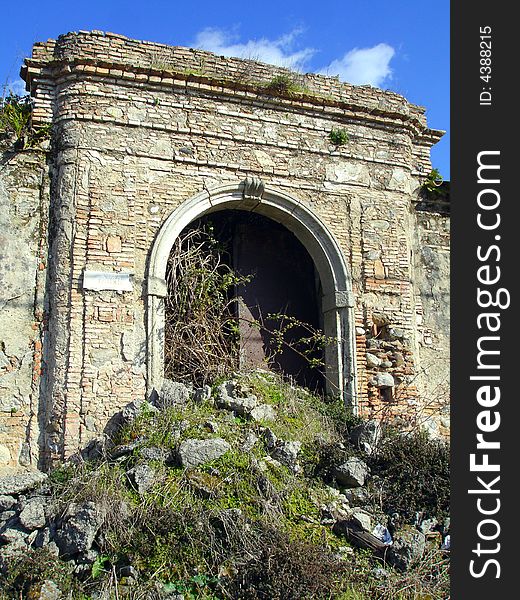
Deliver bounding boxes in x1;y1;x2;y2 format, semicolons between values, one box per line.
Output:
242;176;264;201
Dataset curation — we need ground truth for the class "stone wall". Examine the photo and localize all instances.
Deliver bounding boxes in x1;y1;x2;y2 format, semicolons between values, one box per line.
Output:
0;31;449;468
412;189;450;437
0;149;49;470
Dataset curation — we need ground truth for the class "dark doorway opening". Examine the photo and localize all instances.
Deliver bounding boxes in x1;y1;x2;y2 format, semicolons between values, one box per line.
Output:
189;210;324;392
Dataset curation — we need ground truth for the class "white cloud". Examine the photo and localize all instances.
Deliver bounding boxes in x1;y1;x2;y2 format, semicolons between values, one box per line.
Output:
193;28;315;70
193;28;396;89
319;43;395;87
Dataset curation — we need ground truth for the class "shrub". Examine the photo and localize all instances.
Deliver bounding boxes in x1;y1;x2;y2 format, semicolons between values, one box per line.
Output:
329;127;349;146
223;525;347;600
421;168;444;193
367;429;450;521
0;94;31;141
0;93;50;150
164;224;247;386
261;74;304;97
0;548;82;598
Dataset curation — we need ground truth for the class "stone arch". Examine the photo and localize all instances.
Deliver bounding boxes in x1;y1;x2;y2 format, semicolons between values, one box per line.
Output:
146;179;358;408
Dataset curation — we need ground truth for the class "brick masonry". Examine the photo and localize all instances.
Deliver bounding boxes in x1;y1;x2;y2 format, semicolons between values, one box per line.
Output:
0;31;449;470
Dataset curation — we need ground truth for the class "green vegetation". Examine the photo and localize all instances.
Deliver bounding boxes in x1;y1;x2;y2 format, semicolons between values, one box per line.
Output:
0;93;51;150
367;428;450;521
261;73;307;97
164;224;249;386
329;127;350;146
0;374;449;599
421;168;444;194
0;548;84;599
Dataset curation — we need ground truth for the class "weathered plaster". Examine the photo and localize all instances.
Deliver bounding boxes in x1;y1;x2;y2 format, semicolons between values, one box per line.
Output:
0;31;449;469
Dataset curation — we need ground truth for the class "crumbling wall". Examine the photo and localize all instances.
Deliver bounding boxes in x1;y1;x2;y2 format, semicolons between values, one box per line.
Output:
0;149;49;471
5;31;449;465
412;191;450;437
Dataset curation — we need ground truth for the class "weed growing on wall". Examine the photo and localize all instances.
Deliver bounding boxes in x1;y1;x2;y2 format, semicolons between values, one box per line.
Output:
421;168;444;194
0;93;51;150
261;73;307;97
329;127;350;146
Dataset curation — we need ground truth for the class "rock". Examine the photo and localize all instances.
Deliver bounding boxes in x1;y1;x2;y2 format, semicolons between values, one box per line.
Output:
392;352;405;367
321;497;350;522
260;427;278;449
350;509;373;532
0;510;15;526
73;549;100;577
216;381;259;416
387;327;405;340
54;502;104;556
342;487;371;506
78;437;109;462
240;432;258;452
158;379;191;408
177;438;231;469
333;457;370;487
371;567;390;579
367;339;382;349
128;464;157;495
139;446;171;462
421;417;440;437
366;353;382;368
250;404;277;422
34;526;55;548
0;525;28;546
0;470;47;496
0;495;15;510
350;420;381;455
0;445;11;465
258;456;283;472
121;400;158;423
194;385;212;403
271;440;302;472
386;527;426;571
18;443;32;467
372;372;395;388
109;437;146;459
30;580;62;600
19;497;47;530
119;565;138;579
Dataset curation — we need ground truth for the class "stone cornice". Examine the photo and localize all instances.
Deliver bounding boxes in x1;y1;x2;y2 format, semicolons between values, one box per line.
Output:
22;57;444;141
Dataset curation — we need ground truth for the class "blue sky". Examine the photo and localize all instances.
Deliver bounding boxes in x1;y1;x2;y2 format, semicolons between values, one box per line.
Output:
0;0;449;178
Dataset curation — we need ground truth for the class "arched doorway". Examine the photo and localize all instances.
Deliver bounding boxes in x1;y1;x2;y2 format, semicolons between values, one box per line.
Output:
146;179;357;407
168;210;325;391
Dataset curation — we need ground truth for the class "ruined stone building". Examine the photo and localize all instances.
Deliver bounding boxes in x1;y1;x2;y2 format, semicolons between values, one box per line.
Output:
0;31;449;471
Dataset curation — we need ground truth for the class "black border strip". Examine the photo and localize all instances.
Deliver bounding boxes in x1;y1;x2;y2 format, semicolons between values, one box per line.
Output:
451;2;515;597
